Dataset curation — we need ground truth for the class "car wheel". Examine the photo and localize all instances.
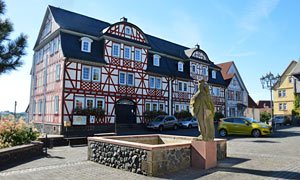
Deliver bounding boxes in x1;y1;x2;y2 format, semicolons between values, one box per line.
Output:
188;124;192;129
252;129;261;137
173;124;178;130
219;129;227;137
159;125;163;132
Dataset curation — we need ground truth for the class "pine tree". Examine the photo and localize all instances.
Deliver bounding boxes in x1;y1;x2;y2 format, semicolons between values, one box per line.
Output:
0;0;27;75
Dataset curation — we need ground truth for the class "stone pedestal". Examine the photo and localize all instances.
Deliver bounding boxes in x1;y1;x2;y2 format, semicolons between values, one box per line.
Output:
191;140;217;169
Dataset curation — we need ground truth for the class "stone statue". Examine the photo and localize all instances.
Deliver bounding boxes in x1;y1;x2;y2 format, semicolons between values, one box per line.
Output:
190;80;215;141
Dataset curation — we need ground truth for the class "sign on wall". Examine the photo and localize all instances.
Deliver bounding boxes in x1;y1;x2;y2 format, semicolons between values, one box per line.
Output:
90;115;95;124
73;115;87;125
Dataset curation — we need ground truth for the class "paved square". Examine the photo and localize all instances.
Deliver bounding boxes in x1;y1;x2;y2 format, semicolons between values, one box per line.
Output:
0;126;300;180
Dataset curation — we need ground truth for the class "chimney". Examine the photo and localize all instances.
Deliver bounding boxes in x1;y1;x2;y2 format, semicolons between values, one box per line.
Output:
195;43;200;49
120;17;128;22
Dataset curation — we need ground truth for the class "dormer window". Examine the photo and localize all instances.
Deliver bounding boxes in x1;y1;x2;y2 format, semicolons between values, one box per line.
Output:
125;26;131;35
80;37;93;53
212;70;216;79
202;66;208;76
178;62;184;72
192;64;196;73
153;54;160;66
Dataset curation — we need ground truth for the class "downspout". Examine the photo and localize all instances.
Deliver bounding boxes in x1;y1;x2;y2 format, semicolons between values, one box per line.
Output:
42;55;49;134
61;58;68;135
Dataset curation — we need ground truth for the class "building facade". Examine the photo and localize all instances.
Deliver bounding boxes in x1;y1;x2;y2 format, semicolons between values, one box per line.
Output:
217;61;248;117
28;6;226;135
244;95;260;121
273;61;297;117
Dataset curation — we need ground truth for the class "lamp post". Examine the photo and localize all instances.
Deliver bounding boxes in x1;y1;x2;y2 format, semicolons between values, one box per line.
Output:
260;72;281;124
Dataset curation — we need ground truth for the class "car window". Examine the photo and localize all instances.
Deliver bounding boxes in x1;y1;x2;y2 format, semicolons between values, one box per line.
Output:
224;118;234;123
165;117;174;121
233;118;245;124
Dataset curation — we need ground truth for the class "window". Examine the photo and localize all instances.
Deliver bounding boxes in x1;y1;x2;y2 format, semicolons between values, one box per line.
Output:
119;72;126;85
96;99;104;110
43;69;47;85
92;68;100;82
54;37;59;52
278;90;282;97
236;91;242;101
41;14;52;39
32;100;36;115
159;104;164;111
112;43;120;57
135;48;141;61
184;83;188;92
192;64;196;73
124;46;131;59
216;88;220;97
156;78;161;89
146;103;151;111
149;77;155;88
80;37;93;53
283;103;287;110
175;105;179;112
50;41;54;55
75;97;84;109
289;77;292;83
279;103;282;110
153;54;160;66
127;73;134;86
283;90;286;97
186;105;190;112
55;64;61;81
212;87;216;96
152;103;158;111
212;70;216;79
203;67;208;76
178;82;183;91
181;105;185;112
34;75;37;89
228;90;234;100
54;96;59;114
86;98;94;110
178;62;183;72
125;26;131;35
82;66;91;81
38;99;42;114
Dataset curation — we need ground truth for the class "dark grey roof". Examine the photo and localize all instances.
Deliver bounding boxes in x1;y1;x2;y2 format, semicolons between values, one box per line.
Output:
207;69;226;86
49;6;110;37
60;32;106;64
146;54;193;80
292;60;300;76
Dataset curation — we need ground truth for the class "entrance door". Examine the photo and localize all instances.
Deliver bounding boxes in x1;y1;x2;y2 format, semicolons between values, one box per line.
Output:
115;99;136;124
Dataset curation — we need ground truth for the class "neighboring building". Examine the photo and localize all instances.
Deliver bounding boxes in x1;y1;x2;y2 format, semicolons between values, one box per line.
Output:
292;59;300;98
257;100;272;113
28;6;226;135
273;61;297;117
217;61;248;117
244;95;260;121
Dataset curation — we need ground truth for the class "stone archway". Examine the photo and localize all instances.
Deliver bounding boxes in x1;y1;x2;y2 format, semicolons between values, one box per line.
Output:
115;98;136;124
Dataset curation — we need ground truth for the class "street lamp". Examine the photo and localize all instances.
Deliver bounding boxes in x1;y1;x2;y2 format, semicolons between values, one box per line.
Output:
260;72;281;122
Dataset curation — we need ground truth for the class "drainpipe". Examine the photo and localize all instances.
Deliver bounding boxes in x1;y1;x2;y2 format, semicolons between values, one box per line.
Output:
168;78;172;115
42;55;49;134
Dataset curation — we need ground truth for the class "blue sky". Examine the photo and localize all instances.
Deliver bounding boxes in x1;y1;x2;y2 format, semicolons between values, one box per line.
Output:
1;0;299;112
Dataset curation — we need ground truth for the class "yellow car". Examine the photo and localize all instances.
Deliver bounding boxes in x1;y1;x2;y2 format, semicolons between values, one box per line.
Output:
218;117;272;137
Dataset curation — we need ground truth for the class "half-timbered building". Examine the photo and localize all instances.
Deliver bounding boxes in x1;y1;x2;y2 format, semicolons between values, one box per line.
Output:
28;6;226;135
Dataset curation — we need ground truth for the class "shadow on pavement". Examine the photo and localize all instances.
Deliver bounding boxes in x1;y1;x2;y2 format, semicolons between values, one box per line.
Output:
0;154;46;172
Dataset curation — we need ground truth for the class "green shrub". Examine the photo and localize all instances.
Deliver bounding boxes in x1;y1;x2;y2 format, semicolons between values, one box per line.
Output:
72;107;105;118
0;119;39;149
143;110;167;122
260;111;271;122
174;110;192;121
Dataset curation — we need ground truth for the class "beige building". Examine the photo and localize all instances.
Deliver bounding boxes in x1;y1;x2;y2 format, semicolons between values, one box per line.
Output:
244;95;260;121
273;61;297;117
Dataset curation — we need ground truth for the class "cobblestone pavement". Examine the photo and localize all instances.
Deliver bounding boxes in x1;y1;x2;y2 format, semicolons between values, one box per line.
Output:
0;126;300;180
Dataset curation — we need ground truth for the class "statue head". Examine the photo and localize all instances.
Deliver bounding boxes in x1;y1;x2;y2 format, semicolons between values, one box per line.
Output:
198;80;209;94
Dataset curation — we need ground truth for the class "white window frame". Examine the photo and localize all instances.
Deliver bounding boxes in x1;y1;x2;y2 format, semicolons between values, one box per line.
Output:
86;97;95;109
82;65;91;81
127;72;134;86
92;67;101;82
216;87;220;97
54;96;59;114
152;103;158;111
135;48;142;61
192;64;196;73
96;98;105;110
125;26;132;35
75;97;85;109
112;43;120;57
212;70;216;79
283;103;287;110
212;87;216;96
183;82;188;92
149;76;155;89
119;72;126;85
153;54;160;67
178;62;184;72
124;46;131;60
145;102;151;111
279;103;282;110
203;66;208;76
80;37;93;53
278;90;282;97
55;64;61;81
282;90;286;97
155;77;161;89
178;81;183;91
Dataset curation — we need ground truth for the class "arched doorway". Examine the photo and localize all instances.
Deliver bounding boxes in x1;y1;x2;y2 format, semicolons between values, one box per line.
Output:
115;98;136;124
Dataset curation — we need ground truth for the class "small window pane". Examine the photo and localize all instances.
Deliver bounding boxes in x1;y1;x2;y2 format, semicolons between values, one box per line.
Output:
82;67;90;80
83;42;89;51
124;46;131;59
184;83;187;92
92;68;100;82
128;73;134;85
113;44;120;57
119;73;125;85
86;99;94;109
96;99;104;109
75;97;84;109
156;78;161;89
150;77;155;88
146;103;151;111
135;49;141;61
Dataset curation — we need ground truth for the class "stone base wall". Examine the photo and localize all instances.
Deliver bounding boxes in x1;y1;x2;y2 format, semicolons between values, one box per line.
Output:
0;141;43;167
216;140;227;160
34;123;62;135
89;141;148;175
